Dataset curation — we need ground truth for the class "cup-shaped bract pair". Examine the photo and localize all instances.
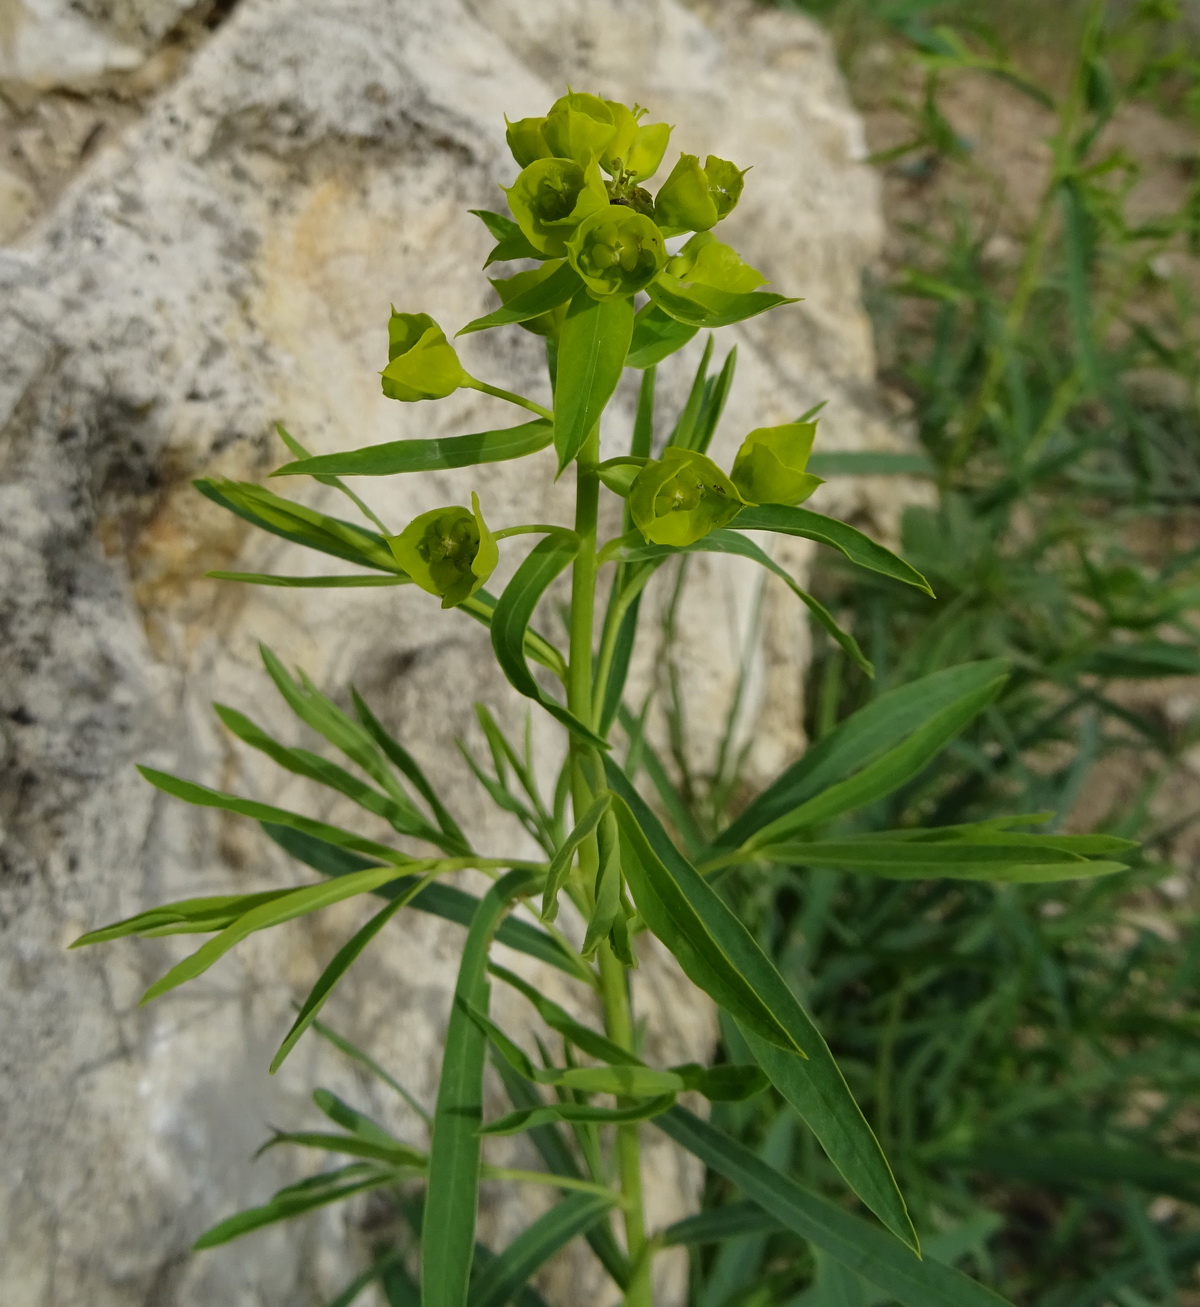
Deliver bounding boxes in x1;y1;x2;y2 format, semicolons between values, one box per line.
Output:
666;231;766;295
655;153;748;233
506;93;671;182
504;158;609;259
388;492;497;609
381;311;468;402
569;207;667;299
731;423;824;507
630;448;745;547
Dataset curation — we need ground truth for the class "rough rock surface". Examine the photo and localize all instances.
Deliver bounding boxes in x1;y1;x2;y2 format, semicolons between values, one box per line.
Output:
0;1;895;1303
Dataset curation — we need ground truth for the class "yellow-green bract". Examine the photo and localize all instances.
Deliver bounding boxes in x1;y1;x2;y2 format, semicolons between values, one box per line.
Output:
731;423;824;507
381;311;467;402
655;152;748;233
629;447;746;547
504;157;608;258
567;208;667;299
387;492;497;609
667;232;767;295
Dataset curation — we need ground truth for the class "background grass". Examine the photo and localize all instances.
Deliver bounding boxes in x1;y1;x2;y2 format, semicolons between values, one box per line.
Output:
674;1;1200;1302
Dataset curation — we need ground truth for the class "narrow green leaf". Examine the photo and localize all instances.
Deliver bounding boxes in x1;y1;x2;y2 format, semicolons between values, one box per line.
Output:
606;764;916;1251
140;862;429;1004
715;660;1011;850
352;689;470;854
618;530;872;676
658;1108;1014;1307
742;673;1008;848
582;809;622;958
458;262;581;335
311;1018;432;1126
670;1062;769;1102
139;765;407;863
72;888;293;947
274;422;391;533
490;532;608;749
481;1096;676;1137
666;335;714;452
469;208;545;266
661;1201;782;1247
270;872;435;1073
732;503;933;595
766;834;1128;883
626;303;699;369
467;1193;616;1307
489;964;633;1066
262;824;585;979
647;281;799;328
213;703;441;844
423;870;538;1307
689;345;737;457
553;289;635;471
256;1129;424;1168
312;1088;407;1149
195;478;403;573
542;793;611;922
556;1065;685;1096
192;1165;395;1249
272;421;553;479
207;572;409;588
462;588;567;682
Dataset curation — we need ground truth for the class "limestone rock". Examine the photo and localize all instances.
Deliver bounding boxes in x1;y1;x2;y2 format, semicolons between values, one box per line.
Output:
0;1;893;1303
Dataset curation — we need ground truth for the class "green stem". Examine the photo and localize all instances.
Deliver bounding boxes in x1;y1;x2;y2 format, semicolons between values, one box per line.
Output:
466;378;554;421
565;427;651;1306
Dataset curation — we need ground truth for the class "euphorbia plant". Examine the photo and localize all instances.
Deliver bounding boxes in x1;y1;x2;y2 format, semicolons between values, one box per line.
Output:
74;91;1134;1306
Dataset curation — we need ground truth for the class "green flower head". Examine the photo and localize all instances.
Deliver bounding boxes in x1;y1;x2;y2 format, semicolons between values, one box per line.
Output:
731;423;824;507
567;207;667;300
666;231;766;295
654;153;748;233
504;157;609;258
630;447;746;547
381;311;468;402
601;100;672;182
505;115;552;168
388;492;498;608
541;91;618;167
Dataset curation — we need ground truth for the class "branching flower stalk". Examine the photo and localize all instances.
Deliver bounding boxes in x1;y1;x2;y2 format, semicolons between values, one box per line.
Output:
72;90;1135;1307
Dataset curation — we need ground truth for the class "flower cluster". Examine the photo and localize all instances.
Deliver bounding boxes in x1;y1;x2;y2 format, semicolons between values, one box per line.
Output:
374;91;819;602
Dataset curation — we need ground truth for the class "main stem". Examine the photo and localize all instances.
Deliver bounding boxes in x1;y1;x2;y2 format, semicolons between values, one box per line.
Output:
566;426;650;1304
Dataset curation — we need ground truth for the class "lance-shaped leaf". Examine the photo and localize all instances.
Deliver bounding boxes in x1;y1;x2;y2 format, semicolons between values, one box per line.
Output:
542;792;611;922
193;1164;399;1250
207;572;409;588
139;862;437;1004
481;1096;675;1137
658;1108;1014;1307
213;704;444;847
762;829;1132;883
137;766;408;863
626;304;698;369
458;262;582;336
272;421;553;479
270;869;437;1073
738;670;1009;850
617;529;872;676
715;660;1011;851
195;478;403;573
470;208;545;267
72;888;294;946
422;870;538;1307
466;1193;617;1307
490;531;608;748
732;503;933;594
647;279;798;329
605;763;916;1251
553;289;635;471
461;588;567;682
262;824;587;980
